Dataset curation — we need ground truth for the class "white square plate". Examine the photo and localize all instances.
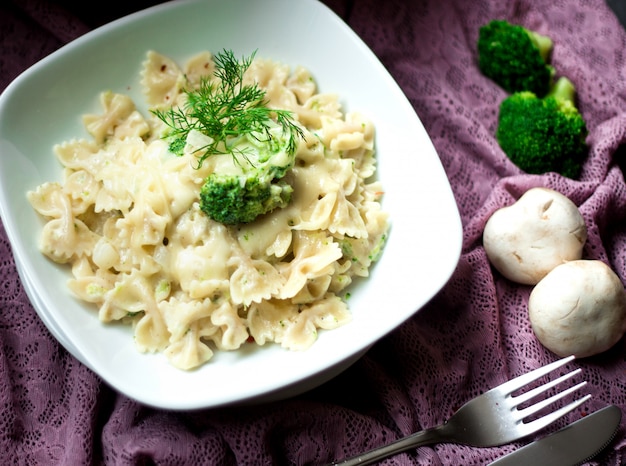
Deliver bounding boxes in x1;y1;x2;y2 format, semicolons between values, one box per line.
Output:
0;0;462;410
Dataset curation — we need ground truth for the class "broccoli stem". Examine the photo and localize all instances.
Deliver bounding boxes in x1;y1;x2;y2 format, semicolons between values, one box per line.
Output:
525;30;553;62
546;76;576;105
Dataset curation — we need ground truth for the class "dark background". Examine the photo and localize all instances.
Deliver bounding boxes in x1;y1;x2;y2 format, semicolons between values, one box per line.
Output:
42;0;626;31
5;0;626;32
607;0;626;28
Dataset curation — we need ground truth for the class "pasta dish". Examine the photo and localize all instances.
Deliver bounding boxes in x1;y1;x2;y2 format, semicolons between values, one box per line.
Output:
27;50;389;370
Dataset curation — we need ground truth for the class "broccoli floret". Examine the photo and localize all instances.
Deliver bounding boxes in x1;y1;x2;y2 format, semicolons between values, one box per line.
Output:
199;127;296;224
153;49;305;225
496;77;588;178
478;19;554;96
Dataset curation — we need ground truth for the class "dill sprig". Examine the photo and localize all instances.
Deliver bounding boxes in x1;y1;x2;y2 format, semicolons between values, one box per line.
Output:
153;49;304;165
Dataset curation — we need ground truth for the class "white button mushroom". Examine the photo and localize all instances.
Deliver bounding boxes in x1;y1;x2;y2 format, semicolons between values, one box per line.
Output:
528;260;626;358
483;187;587;285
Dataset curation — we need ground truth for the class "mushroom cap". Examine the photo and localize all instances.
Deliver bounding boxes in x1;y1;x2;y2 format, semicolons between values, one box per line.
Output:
528;260;626;358
483;187;587;285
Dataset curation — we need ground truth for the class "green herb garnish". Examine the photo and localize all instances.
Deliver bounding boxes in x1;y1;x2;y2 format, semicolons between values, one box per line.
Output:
152;49;303;166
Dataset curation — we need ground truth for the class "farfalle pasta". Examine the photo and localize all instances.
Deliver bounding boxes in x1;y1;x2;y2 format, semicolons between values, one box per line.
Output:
27;50;389;370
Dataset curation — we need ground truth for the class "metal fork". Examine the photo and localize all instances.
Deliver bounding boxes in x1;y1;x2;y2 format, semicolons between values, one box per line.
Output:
331;355;590;466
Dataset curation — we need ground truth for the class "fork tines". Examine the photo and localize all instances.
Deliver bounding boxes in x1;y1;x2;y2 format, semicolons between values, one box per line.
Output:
499;355;591;434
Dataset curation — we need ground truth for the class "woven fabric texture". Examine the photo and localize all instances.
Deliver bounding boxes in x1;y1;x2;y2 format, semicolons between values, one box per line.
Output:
1;0;625;464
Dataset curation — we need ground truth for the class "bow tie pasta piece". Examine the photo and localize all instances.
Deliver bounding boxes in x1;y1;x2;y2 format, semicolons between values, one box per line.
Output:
83;92;150;144
141;50;186;107
182;51;215;89
54;139;100;171
163;323;215;371
168;215;233;299
27;183;99;263
159;296;216;369
281;295;351;351
277;231;343;300
247;294;351;351
228;255;284;306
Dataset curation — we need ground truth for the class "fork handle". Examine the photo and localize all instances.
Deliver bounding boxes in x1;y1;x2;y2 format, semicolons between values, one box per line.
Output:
332;425;447;466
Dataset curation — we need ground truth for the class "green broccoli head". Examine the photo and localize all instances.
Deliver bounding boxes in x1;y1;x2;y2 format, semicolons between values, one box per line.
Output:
496;77;588;179
200;172;293;225
199;128;297;224
478;19;554;96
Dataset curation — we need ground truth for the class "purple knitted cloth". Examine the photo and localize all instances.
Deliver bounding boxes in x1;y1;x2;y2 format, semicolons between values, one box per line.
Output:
1;0;625;464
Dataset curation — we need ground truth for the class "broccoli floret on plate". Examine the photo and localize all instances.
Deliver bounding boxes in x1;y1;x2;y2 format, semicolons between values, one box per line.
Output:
199;137;295;224
496;77;588;178
478;19;554;96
